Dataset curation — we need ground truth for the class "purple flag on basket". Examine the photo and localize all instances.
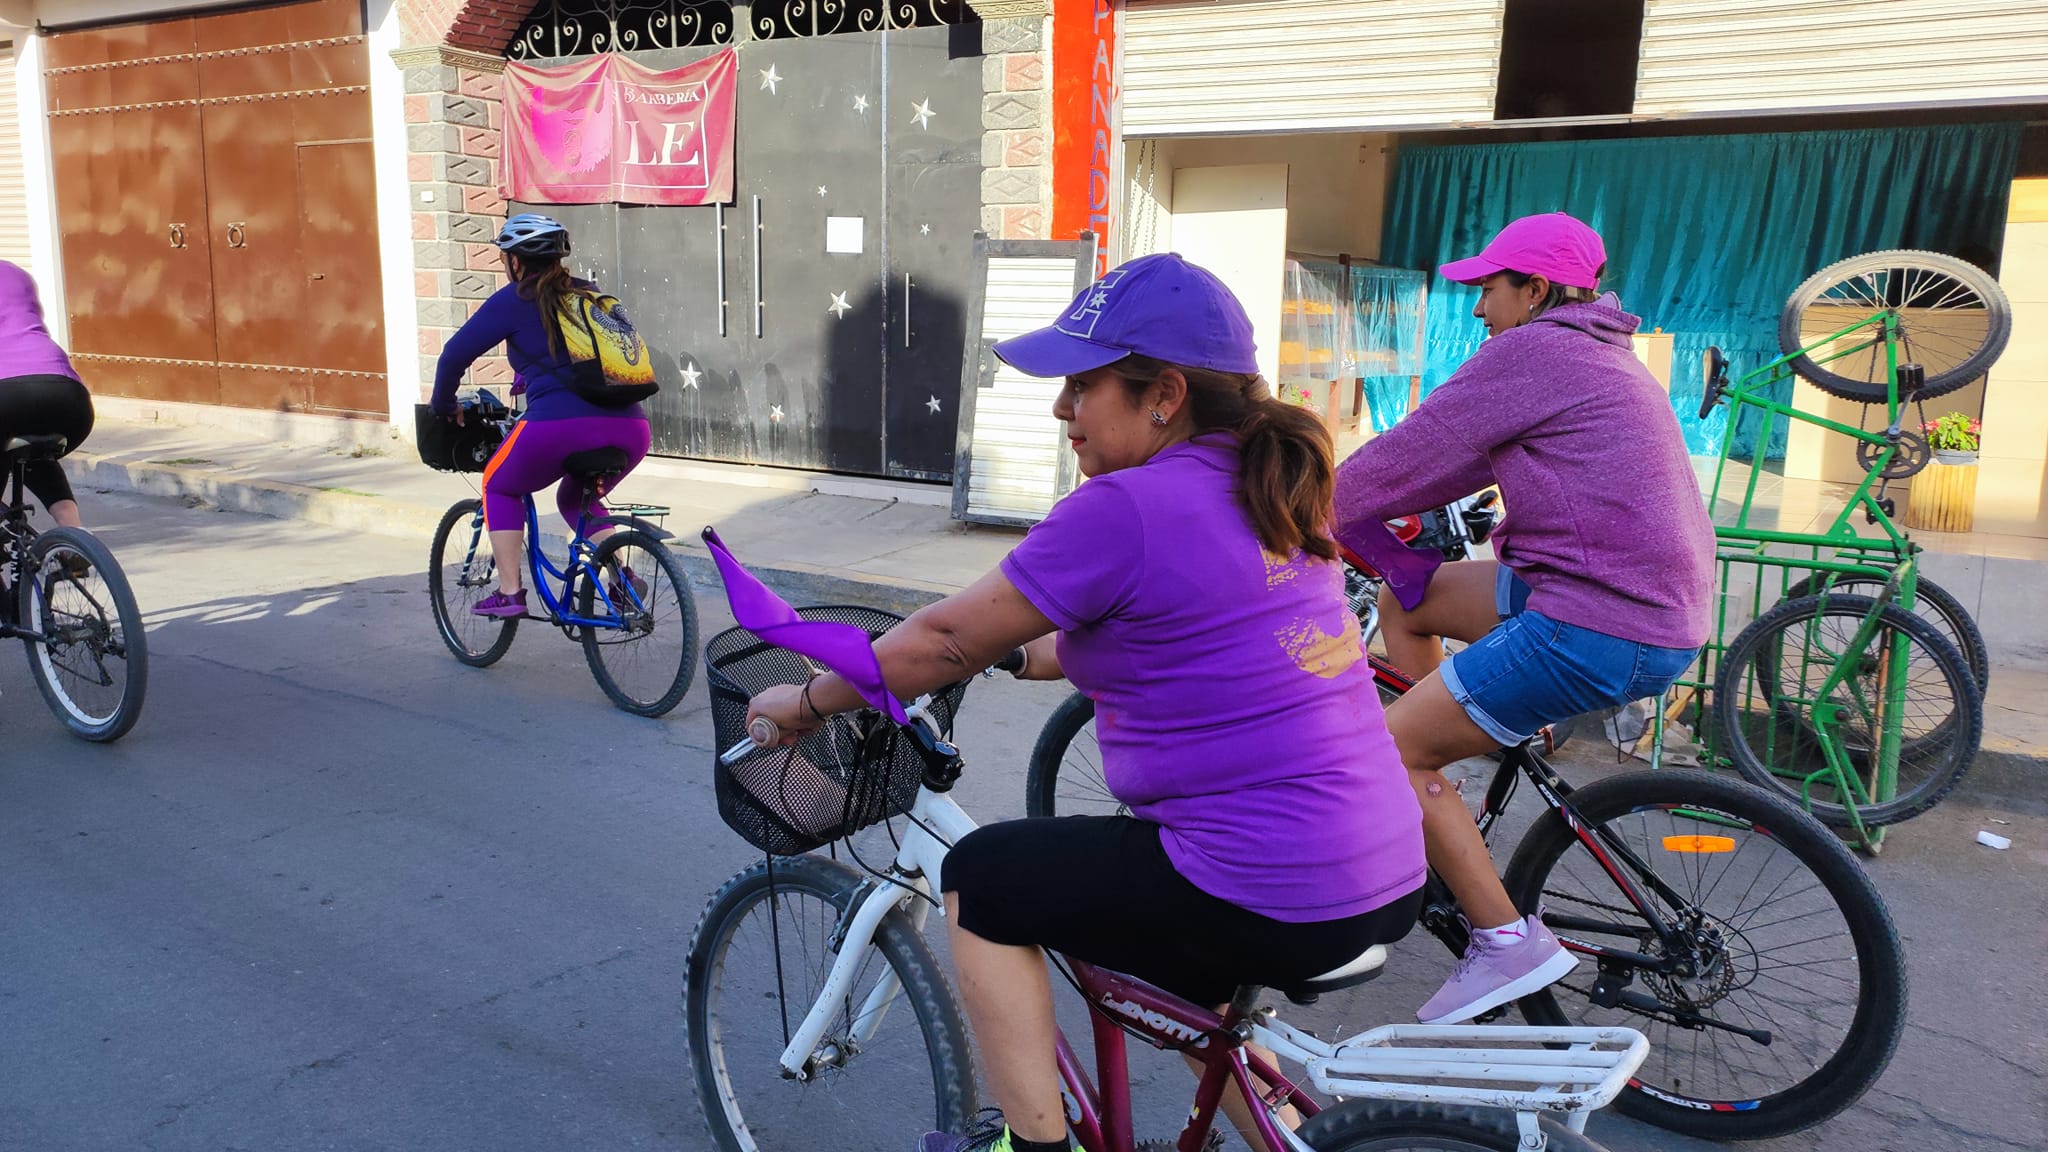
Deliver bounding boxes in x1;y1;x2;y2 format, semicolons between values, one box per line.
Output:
702;527;909;723
1335;518;1444;612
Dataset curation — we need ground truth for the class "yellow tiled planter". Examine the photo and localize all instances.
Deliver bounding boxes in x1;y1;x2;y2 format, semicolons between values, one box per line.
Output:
1907;455;1979;533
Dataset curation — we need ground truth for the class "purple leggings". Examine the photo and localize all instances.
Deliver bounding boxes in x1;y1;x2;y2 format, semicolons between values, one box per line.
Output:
482;415;652;532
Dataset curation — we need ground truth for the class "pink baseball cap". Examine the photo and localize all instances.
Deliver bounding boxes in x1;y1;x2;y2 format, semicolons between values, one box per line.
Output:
1438;212;1606;290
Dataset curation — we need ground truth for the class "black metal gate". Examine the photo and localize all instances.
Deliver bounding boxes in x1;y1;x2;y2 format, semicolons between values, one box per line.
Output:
515;1;983;480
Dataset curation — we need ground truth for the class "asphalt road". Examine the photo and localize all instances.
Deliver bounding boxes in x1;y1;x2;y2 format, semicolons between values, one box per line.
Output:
1;492;2041;1151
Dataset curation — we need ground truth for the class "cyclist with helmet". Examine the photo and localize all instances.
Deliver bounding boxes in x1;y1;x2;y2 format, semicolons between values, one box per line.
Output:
430;214;653;618
1334;212;1715;1025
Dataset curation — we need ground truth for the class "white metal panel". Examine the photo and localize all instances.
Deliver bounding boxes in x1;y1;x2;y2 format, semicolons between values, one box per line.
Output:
963;257;1080;523
1638;0;2048;115
1121;0;1505;137
0;41;27;268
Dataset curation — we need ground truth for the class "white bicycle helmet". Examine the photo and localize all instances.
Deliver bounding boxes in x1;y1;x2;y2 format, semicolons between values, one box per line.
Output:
494;213;571;258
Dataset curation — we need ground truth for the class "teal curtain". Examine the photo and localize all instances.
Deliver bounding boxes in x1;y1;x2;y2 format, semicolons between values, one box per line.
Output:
1380;124;2021;457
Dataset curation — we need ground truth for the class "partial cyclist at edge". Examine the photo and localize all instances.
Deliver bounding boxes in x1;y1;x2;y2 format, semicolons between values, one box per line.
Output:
1335;212;1716;1025
743;254;1427;1152
0;259;96;533
428;213;653;619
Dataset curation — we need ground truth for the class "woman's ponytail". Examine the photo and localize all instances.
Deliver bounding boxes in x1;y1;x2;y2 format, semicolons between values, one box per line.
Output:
506;255;586;358
1113;355;1338;561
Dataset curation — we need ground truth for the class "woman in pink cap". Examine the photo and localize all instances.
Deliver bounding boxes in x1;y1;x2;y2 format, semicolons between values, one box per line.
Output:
1334;212;1716;1025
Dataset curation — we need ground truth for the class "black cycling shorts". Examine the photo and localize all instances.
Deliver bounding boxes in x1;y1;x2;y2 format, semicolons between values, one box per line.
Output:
0;374;94;507
942;815;1421;1007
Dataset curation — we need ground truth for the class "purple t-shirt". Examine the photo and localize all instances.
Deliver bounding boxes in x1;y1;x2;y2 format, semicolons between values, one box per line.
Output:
0;261;80;382
1001;433;1425;923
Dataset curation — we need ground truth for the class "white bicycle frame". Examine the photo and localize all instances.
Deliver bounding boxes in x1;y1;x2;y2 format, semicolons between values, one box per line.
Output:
724;696;1650;1152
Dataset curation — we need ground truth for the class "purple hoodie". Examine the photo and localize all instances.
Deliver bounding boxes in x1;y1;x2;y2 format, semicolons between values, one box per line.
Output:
0;261;79;382
1334;295;1713;650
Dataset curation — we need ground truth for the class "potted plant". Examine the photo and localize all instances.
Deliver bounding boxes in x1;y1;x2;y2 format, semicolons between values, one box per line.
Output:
1922;412;1982;465
1907;412;1983;532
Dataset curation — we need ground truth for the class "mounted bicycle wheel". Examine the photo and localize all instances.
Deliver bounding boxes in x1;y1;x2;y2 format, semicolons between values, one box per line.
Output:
1780;571;1988;691
1719;593;1981;827
1504;769;1906;1140
429;498;517;667
684;855;977;1152
19;527;147;742
1025;691;1124;819
1779;249;2010;402
578;529;697;716
1298;1101;1603;1152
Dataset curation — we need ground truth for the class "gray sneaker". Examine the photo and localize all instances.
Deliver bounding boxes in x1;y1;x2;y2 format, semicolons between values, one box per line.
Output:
1417;914;1579;1024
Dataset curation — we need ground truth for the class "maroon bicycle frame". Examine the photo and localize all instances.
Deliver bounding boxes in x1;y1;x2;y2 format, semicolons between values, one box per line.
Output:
1051;959;1320;1152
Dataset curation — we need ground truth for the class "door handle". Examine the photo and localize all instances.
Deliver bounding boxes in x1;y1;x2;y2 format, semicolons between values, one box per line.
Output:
715;202;728;338
167;223;187;249
226;222;248;249
903;272;912;348
750;196;763;338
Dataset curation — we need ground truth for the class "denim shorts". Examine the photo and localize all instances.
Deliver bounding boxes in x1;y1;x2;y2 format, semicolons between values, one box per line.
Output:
1440;570;1700;746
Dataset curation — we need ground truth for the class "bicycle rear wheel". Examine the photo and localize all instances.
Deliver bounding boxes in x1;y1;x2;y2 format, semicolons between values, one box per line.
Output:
1778;249;2009;402
578;529;697;716
1779;571;1988;691
684;855;976;1152
19;528;147;742
1298;1101;1602;1152
428;498;517;667
1719;593;1981;827
1504;768;1906;1140
1025;690;1125;819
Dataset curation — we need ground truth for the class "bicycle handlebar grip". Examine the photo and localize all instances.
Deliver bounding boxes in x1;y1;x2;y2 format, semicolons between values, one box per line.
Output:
993;647;1027;675
748;715;780;747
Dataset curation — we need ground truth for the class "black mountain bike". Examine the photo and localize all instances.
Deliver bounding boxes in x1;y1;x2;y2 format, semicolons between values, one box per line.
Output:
0;434;147;741
1026;655;1907;1142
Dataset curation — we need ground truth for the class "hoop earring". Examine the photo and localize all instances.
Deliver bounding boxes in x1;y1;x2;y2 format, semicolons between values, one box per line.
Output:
1150;410;1167;426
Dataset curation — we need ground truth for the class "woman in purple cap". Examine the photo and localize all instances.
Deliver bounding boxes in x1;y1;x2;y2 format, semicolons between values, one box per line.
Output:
1334;212;1715;1026
746;253;1425;1152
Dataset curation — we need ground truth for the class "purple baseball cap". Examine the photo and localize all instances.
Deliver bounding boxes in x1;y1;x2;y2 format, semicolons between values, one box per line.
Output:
1439;212;1607;290
992;253;1260;378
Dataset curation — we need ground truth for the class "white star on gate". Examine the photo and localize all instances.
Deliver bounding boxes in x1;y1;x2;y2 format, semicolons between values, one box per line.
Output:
759;65;782;94
910;98;936;130
680;363;702;389
817;185;828;197
920;223;931;236
852;94;870;114
828;292;851;318
770;404;785;422
926;394;942;415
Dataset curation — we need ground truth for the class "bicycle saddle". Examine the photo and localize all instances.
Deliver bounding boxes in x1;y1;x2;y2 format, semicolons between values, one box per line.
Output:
1276;944;1388;1006
3;434;68;459
563;446;630;480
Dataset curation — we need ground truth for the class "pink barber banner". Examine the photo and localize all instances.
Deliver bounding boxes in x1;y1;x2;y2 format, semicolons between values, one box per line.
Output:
502;49;736;206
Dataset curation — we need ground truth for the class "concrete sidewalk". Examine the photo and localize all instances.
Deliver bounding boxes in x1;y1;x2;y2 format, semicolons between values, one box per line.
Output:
63;404;2048;801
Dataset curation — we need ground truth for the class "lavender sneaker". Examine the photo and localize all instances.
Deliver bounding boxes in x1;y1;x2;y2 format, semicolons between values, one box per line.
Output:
471;588;528;619
919;1115;1074;1152
1417;914;1579;1025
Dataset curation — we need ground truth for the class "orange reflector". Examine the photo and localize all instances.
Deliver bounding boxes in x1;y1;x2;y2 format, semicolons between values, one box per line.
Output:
1663;835;1736;854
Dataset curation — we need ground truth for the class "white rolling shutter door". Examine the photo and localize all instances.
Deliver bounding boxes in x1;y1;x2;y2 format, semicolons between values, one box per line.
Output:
960;256;1086;524
1121;0;1506;136
1636;0;2048;116
0;41;29;268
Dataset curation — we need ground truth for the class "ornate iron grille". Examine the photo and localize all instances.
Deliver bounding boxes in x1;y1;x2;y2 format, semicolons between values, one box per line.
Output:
749;0;976;39
509;0;735;60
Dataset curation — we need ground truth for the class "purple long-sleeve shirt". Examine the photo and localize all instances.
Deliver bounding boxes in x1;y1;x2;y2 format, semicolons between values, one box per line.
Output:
0;261;79;382
432;280;643;422
1334;295;1714;650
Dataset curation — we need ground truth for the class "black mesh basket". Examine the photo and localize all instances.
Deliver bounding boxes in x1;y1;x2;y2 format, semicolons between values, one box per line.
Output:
705;606;969;856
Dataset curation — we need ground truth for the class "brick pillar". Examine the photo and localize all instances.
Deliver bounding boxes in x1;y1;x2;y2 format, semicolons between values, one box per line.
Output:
392;44;513;399
978;12;1054;241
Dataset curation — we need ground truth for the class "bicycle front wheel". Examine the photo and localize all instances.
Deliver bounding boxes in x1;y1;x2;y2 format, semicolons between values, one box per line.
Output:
579;529;697;716
1719;593;1981;827
1025;690;1126;819
684;855;977;1152
1504;769;1906;1140
19;528;147;742
1778;249;2010;402
429;498;517;667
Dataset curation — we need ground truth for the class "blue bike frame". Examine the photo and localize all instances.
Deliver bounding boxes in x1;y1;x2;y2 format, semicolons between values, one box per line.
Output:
456;495;643;629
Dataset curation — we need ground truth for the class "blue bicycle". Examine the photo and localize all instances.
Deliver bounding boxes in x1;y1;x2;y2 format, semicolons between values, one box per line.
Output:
427;400;698;717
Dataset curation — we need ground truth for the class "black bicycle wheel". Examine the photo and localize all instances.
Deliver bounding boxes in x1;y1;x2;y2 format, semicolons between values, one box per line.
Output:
428;498;517;668
1780;572;1988;691
1297;1100;1609;1151
1719;594;1981;827
1778;249;2010;402
684;855;977;1152
1504;768;1906;1140
579;529;697;716
19;527;147;742
1025;690;1126;819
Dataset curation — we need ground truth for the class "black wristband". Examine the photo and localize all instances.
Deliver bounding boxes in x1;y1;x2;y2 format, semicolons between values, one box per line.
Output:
801;676;829;723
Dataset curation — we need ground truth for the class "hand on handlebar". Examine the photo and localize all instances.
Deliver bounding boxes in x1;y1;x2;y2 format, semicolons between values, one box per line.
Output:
744;681;820;747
